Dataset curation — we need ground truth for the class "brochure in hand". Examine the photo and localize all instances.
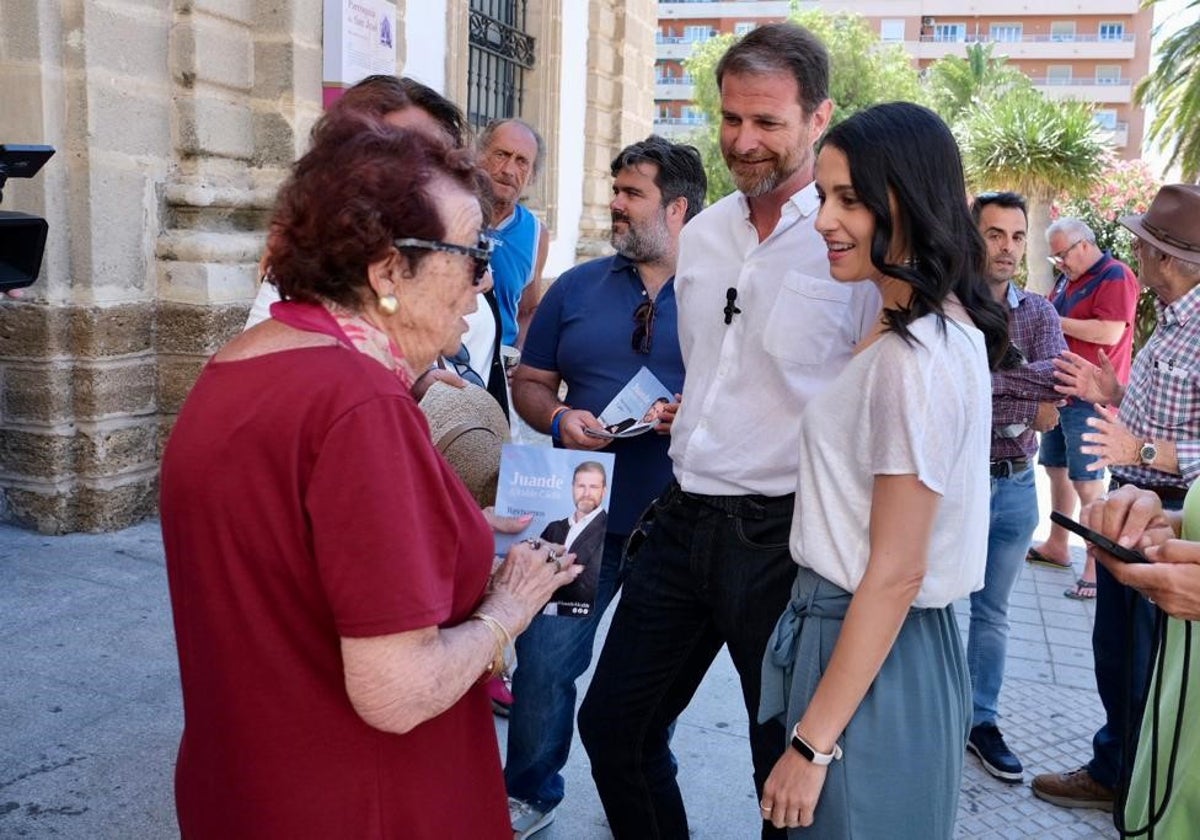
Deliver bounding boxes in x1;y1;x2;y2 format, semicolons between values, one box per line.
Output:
493;444;617;618
583;366;673;440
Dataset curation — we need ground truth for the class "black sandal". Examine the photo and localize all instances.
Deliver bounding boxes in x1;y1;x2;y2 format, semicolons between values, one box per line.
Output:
1064;579;1097;600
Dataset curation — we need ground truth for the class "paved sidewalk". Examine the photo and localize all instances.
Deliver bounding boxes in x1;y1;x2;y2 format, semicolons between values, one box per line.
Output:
1;476;1115;838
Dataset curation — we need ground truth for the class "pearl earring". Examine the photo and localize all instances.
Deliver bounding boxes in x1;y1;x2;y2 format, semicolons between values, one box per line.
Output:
377;294;399;315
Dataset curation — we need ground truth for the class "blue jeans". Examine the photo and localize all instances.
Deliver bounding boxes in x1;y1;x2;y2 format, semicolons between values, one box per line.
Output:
1086;488;1178;790
504;532;625;812
967;465;1040;727
577;484;795;840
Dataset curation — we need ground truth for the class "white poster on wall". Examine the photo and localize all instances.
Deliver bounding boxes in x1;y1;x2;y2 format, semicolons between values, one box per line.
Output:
322;0;398;107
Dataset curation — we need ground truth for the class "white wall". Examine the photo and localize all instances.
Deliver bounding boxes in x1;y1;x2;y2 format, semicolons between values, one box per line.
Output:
403;0;448;91
1143;0;1189;180
545;2;588;276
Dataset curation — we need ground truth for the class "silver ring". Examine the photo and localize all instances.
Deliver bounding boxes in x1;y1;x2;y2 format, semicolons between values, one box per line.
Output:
546;548;562;564
553;557;564;573
523;538;542;550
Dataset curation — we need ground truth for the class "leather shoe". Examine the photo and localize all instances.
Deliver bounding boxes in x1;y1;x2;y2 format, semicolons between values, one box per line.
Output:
1031;766;1114;811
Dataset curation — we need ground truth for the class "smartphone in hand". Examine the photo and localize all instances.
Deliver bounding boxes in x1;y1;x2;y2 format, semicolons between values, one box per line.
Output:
1049;511;1148;564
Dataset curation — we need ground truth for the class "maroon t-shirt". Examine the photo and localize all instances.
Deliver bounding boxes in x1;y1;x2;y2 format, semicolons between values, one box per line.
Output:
160;346;506;839
1048;252;1140;384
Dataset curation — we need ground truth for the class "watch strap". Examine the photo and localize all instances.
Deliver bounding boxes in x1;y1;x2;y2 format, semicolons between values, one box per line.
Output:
790;725;842;766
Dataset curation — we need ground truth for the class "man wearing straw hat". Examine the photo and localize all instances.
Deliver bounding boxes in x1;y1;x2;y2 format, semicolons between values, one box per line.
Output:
1035;184;1200;811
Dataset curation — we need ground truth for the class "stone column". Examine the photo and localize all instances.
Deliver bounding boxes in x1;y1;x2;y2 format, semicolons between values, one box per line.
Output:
0;0;321;533
155;0;320;453
576;0;654;259
0;0;175;532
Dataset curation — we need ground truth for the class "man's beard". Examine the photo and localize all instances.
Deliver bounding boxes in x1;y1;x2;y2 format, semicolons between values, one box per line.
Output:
724;147;805;198
575;497;598;515
611;213;670;262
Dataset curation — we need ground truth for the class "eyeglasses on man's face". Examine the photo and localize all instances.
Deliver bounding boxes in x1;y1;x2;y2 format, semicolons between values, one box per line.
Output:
394;233;495;285
1047;239;1084;266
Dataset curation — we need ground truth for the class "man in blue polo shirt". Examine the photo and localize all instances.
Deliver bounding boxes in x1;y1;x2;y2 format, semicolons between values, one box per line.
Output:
506;135;707;839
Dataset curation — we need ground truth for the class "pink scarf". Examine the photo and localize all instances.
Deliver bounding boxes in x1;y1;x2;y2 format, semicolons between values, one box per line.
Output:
269;299;413;389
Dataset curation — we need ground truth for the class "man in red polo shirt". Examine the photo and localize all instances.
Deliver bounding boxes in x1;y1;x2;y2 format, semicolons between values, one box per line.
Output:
1026;218;1139;599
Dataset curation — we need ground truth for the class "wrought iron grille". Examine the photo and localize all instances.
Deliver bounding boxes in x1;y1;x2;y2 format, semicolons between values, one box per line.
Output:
467;0;536;130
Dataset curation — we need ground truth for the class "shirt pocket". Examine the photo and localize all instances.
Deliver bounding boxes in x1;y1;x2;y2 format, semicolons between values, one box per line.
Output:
762;272;854;366
1147;361;1196;432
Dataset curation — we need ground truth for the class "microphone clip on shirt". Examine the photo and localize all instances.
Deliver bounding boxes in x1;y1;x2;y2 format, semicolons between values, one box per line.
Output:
723;287;741;325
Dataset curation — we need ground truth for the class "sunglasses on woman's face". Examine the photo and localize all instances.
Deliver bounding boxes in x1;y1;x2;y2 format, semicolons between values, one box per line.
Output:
394;233;495;285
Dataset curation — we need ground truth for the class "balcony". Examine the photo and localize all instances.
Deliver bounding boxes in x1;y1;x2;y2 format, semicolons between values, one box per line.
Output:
655;77;697;100
656;33;712;61
652;115;709;139
910;33;1136;61
659;1;790;20
1032;77;1133;103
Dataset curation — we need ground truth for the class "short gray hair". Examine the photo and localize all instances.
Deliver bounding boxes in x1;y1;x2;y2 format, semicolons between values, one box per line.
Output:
1045;217;1096;245
478;118;546;177
1177;257;1200;280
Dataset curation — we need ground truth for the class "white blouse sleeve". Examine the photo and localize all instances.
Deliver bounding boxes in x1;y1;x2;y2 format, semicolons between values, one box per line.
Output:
865;334;963;496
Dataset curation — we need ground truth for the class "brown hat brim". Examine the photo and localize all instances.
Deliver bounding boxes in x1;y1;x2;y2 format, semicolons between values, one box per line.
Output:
1119;184;1200;265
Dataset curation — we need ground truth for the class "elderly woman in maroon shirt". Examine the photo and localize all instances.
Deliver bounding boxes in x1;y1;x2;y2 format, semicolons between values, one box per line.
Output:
159;116;579;839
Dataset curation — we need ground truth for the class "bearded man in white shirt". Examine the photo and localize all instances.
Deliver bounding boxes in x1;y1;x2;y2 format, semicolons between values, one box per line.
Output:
578;22;879;840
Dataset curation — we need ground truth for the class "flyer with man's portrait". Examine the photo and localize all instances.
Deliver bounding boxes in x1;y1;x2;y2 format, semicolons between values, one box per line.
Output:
493;444;616;618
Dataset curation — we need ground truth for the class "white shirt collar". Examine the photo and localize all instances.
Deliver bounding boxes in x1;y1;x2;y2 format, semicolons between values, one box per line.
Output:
735;181;820;224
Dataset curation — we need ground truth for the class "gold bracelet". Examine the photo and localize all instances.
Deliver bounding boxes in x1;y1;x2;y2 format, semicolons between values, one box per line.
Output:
472;611;514;677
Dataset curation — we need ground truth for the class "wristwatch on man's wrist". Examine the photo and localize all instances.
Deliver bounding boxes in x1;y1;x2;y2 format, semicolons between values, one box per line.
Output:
1138;440;1158;466
790;724;842;766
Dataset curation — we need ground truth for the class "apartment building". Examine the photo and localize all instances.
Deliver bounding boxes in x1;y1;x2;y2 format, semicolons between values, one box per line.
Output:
654;0;1154;157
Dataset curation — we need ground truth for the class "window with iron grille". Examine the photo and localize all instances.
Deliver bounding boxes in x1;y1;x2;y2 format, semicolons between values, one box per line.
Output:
468;0;537;131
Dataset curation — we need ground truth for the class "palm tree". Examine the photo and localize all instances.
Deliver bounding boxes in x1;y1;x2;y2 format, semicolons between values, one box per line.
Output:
922;43;1032;125
956;87;1109;292
1136;0;1200;181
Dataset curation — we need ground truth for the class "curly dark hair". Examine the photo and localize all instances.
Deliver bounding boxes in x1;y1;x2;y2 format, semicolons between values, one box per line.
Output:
820;102;1010;369
610;135;707;223
270;114;487;310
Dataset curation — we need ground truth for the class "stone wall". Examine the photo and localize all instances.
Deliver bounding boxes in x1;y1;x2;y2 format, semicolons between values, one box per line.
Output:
576;0;655;258
0;0;321;533
1;1;174;531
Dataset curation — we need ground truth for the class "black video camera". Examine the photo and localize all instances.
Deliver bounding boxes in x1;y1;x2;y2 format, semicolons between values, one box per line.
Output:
0;144;56;291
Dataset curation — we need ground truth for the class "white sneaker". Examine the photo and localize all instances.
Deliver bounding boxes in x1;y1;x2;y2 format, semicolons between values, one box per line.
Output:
508;796;556;839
